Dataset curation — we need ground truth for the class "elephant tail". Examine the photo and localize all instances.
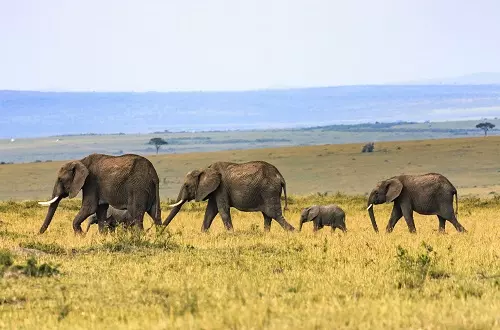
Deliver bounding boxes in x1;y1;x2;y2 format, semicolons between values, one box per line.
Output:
454;189;459;217
153;181;162;225
281;178;288;212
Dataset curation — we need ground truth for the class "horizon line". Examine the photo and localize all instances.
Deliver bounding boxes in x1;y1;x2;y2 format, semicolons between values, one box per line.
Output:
2;83;500;94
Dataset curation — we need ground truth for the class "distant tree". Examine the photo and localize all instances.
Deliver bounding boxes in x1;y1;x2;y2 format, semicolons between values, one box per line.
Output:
476;122;495;136
362;142;375;153
148;137;168;154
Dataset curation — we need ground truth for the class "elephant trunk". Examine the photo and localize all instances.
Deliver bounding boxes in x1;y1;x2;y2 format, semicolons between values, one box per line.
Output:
163;203;185;227
299;218;304;231
367;193;378;233
163;188;188;227
85;214;98;233
39;197;61;234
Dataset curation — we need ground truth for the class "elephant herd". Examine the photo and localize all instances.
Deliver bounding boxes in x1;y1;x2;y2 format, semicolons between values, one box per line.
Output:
37;153;467;236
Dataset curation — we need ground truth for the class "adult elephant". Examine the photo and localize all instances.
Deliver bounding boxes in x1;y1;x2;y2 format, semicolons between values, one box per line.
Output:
366;173;467;234
38;153;162;234
163;161;295;232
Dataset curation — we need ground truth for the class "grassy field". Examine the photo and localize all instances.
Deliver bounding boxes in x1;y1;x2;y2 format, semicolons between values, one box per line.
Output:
1;137;500;329
0;195;499;329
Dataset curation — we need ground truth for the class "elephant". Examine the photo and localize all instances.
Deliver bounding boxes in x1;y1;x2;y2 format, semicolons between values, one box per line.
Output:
299;204;347;232
38;153;162;234
366;173;467;234
85;207;132;233
163;161;295;232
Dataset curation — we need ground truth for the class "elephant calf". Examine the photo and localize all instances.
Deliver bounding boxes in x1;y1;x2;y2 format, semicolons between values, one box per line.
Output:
299;205;347;232
85;207;132;233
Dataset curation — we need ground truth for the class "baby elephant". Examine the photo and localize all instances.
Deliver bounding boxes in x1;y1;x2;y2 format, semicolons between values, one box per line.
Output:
299;205;347;232
85;207;132;233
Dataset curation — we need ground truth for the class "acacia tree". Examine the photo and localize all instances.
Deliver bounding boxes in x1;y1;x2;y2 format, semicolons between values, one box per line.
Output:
148;137;168;154
476;122;495;136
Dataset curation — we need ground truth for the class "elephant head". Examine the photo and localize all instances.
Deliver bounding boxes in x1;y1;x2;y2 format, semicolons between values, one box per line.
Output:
299;206;319;231
163;168;221;226
366;178;403;232
38;161;89;234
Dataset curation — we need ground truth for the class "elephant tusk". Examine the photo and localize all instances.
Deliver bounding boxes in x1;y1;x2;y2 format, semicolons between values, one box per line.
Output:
366;204;373;211
169;199;184;207
38;196;59;206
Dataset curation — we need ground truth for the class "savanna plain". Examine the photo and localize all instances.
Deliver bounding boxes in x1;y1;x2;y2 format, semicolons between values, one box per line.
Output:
1;137;500;329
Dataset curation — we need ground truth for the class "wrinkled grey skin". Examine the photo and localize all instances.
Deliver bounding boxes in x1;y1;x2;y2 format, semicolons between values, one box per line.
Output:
86;207;132;233
299;205;347;232
367;173;466;234
163;161;294;232
38;153;162;235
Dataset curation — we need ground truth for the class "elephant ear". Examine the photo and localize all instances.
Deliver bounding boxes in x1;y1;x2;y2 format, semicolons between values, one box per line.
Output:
69;161;89;198
195;168;221;202
385;178;403;203
307;206;320;221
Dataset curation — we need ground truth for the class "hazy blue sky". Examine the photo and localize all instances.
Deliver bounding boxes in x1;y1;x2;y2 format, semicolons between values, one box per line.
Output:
1;0;499;91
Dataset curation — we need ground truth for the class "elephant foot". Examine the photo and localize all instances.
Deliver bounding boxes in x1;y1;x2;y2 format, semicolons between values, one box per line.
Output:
73;229;85;236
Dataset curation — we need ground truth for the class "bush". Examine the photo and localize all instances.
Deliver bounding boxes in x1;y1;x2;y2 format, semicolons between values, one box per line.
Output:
1;251;60;278
0;249;14;270
11;257;60;277
362;142;375;153
395;242;447;290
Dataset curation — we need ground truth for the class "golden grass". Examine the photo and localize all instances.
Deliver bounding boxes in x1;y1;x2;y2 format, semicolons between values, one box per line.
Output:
1;137;500;328
1;136;500;201
0;194;499;329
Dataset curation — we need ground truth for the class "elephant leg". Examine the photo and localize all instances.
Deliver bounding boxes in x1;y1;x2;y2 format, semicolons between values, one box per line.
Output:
386;205;403;233
132;212;145;231
400;204;417;233
96;204;109;234
217;205;234;231
313;221;319;232
127;192;149;231
440;210;466;233
331;225;336;233
127;207;146;231
202;198;219;232
448;214;467;233
73;204;97;234
264;204;295;231
437;215;446;233
262;213;272;232
146;208;162;226
273;213;295;231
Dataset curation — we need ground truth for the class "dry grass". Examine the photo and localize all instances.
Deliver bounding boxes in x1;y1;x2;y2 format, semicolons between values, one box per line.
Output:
2;136;500;201
1;137;500;329
0;194;499;329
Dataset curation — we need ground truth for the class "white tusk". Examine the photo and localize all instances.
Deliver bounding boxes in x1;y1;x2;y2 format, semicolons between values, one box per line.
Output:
366;204;373;211
169;199;184;207
38;196;59;206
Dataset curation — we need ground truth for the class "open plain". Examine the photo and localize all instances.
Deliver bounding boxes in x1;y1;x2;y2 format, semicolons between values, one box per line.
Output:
0;136;500;329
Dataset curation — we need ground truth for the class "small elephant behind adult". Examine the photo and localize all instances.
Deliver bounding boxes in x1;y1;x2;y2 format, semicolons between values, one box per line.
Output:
85;207;132;233
299;204;347;232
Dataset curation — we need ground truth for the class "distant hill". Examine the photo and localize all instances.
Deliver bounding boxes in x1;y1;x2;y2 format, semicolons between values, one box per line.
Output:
402;72;500;85
1;84;500;138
